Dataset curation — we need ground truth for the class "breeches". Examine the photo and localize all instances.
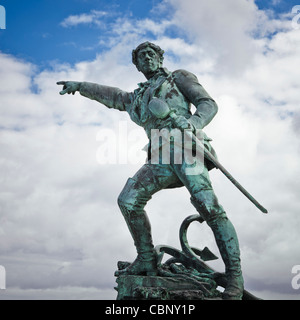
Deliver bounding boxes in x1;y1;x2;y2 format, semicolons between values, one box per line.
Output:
118;160;227;226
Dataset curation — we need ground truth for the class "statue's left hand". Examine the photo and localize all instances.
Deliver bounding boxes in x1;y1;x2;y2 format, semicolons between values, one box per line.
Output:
174;115;194;131
56;81;81;95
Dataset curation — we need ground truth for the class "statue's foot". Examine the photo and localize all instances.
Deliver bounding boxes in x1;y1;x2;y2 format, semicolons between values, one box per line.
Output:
222;275;244;300
115;255;158;277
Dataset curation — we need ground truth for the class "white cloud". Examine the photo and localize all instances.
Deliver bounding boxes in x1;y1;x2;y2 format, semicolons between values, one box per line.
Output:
272;0;282;5
60;10;107;28
1;0;300;300
161;0;294;75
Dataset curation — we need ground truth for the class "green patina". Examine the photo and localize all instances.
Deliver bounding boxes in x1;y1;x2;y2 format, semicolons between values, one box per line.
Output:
57;41;255;300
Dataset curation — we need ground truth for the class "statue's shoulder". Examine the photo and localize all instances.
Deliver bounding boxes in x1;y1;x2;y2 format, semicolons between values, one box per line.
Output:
172;69;199;83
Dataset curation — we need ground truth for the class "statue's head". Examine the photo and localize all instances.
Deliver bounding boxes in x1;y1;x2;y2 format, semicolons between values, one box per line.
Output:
132;42;164;78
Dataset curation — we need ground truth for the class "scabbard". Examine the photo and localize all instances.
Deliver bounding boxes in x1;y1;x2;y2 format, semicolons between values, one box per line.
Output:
185;128;268;214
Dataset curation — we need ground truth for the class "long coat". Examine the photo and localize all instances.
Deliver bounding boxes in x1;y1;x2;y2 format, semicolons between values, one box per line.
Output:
79;68;218;170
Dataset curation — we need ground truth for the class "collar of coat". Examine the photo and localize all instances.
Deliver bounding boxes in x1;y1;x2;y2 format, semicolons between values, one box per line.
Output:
137;68;171;89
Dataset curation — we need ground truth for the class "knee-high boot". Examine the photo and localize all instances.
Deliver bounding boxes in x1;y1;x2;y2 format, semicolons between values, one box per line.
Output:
208;215;244;300
191;192;244;300
116;179;157;276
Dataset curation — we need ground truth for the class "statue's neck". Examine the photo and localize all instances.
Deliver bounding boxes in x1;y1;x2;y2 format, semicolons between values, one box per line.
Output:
144;70;159;80
143;67;167;80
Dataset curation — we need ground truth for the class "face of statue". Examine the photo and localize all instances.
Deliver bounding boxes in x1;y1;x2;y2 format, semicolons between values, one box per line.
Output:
136;46;162;79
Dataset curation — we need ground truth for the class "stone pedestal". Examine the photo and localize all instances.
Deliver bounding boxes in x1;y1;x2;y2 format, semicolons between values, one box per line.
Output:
115;274;222;300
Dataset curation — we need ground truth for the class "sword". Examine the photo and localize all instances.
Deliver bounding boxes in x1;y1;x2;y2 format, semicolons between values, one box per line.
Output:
149;98;268;214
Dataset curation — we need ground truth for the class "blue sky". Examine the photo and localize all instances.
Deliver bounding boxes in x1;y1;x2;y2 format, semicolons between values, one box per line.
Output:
0;0;161;65
256;0;298;13
0;0;298;66
0;0;300;300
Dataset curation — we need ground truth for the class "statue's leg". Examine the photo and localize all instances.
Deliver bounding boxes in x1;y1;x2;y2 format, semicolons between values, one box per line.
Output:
116;163;178;276
117;177;157;276
175;164;244;300
191;192;244;300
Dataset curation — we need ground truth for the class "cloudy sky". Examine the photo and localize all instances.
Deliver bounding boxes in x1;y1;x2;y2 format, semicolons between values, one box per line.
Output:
0;0;300;300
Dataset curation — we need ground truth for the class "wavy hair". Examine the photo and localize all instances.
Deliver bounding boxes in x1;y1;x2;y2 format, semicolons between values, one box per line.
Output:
132;42;165;68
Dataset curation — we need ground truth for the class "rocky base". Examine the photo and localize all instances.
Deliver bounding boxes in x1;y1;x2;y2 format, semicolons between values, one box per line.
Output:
115;261;222;300
114;215;261;300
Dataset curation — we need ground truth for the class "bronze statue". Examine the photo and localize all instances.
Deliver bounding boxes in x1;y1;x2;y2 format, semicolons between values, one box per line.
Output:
57;41;255;300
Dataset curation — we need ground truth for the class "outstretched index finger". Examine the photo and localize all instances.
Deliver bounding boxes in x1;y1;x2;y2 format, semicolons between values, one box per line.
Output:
56;81;66;86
